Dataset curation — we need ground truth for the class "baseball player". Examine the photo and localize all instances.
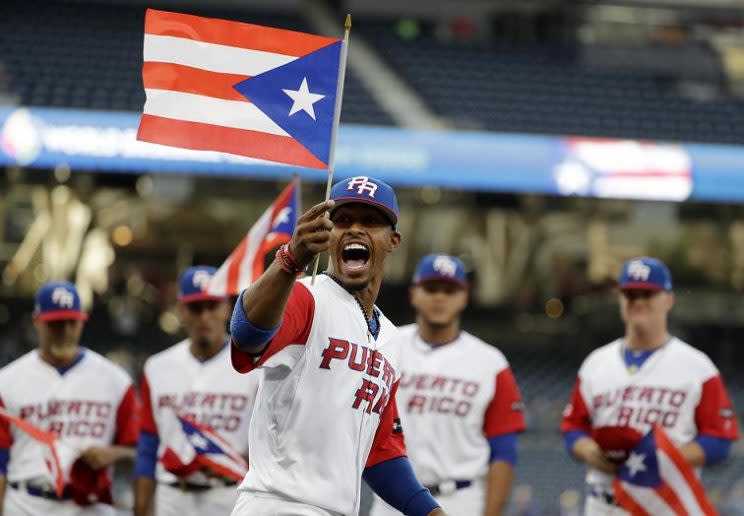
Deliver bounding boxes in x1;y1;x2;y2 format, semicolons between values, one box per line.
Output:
371;254;526;516
229;176;446;516
134;266;258;516
561;257;740;515
0;281;139;515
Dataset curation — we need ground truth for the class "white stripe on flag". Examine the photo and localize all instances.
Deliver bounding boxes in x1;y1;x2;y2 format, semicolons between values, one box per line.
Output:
658;451;705;515
144;34;297;76
623;484;675;515
143;89;289;136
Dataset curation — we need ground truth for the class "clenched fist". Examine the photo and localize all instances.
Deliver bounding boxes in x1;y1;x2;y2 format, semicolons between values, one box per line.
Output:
288;200;335;268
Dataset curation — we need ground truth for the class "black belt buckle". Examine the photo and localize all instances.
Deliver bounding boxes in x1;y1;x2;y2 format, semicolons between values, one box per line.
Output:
425;480;472;497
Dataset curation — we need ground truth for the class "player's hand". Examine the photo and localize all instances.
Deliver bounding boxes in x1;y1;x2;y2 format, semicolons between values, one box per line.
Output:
79;445;121;470
427;509;447;516
288;200;335;268
573;438;618;475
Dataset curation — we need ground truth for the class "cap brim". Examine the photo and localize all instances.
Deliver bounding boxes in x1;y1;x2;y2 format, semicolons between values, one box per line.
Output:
36;311;88;322
179;293;228;303
618;282;665;291
330;197;397;225
414;275;468;288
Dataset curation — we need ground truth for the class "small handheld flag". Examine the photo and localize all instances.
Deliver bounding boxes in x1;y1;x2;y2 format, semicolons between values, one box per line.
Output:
208;179;299;296
613;425;716;516
137;9;346;170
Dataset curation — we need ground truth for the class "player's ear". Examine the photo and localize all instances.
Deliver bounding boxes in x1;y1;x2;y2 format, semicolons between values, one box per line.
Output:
665;292;675;310
387;229;401;252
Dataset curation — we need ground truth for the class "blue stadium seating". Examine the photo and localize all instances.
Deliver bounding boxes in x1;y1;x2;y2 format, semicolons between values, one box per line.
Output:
0;0;394;125
359;21;744;144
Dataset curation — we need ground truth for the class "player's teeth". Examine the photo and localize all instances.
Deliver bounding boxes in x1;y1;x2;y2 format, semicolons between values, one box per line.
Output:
344;243;367;251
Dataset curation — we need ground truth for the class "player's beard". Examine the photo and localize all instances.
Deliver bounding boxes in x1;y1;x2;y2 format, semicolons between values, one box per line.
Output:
194;336;212;351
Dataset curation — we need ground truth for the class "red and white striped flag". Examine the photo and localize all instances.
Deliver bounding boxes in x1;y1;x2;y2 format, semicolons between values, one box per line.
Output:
137;9;345;169
0;408;77;498
613;425;716;515
208;179;299;296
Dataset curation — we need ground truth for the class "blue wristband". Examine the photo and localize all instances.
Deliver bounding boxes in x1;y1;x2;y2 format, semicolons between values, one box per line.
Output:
230;290;280;352
0;448;9;475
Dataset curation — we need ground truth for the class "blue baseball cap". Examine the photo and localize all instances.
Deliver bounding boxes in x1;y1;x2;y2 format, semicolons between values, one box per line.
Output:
178;266;226;303
329;176;398;226
618;257;672;292
413;254;468;287
34;281;88;322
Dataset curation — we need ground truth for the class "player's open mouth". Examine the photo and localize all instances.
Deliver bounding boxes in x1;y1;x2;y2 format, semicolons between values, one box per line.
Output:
341;242;370;272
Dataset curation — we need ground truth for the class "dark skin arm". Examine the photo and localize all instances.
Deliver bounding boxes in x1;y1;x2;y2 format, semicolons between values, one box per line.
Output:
133;476;155;516
0;474;6;516
239;200;334;350
484;461;514;516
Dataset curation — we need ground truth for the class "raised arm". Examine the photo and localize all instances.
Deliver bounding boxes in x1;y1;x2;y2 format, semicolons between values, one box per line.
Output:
232;200;333;354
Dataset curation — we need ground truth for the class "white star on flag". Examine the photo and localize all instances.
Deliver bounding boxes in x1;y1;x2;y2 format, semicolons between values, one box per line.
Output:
189;432;209;451
283;77;325;120
625;452;647;477
272;207;292;228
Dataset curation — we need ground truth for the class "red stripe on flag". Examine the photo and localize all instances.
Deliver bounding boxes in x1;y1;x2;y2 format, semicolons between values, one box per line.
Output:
655;426;717;515
656;481;688;514
145;9;339;57
613;478;651;516
137;114;327;169
143;62;249;102
227;237;249;295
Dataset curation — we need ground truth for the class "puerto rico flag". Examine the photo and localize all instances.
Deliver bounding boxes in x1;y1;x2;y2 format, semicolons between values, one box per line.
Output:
137;9;343;169
613;425;716;515
208;179;299;296
160;410;247;482
0;408;77;498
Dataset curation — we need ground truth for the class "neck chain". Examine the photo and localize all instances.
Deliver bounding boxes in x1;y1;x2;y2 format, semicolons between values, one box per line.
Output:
322;272;380;338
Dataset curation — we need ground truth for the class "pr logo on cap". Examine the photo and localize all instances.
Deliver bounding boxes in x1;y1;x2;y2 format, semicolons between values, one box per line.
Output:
346;176;378;198
179;266;227;304
413;254;468;287
34;281;88;321
618;256;672;292
626;260;651;281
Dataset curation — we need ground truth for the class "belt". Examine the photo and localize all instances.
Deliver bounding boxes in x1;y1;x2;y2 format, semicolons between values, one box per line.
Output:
166;479;239;492
425;480;472;496
587;485;617;506
9;481;73;501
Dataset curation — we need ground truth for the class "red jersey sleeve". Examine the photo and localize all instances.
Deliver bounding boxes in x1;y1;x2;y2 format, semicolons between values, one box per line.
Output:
139;375;158;435
695;375;740;441
560;377;592;434
232;282;315;374
365;381;407;468
114;384;140;446
0;397;12;449
483;367;527;438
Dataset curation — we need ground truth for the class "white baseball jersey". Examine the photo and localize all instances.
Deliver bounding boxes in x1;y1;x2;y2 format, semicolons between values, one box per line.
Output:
140;340;258;485
0;349;138;502
561;337;739;492
389;326;525;484
230;275;406;516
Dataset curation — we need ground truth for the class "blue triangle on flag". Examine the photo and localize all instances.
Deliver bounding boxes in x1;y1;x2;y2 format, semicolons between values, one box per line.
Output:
618;429;662;488
234;41;342;167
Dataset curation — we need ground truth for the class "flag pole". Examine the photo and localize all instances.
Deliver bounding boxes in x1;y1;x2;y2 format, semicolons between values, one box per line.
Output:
311;13;351;285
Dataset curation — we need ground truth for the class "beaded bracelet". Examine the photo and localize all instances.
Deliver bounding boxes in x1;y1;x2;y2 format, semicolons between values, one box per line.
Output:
275;244;305;275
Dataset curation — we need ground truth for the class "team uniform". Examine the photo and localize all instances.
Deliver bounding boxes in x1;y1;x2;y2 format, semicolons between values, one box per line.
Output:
561;337;739;514
230;275;406;516
372;326;526;515
0;348;138;515
561;257;740;515
138;339;259;516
